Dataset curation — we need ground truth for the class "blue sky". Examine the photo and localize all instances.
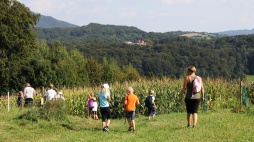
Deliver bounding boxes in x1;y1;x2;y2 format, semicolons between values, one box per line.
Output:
17;0;254;33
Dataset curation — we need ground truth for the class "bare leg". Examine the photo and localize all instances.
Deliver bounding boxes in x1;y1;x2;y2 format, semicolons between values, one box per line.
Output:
187;113;192;126
94;111;98;120
193;113;198;127
102;122;106;128
106;119;110;127
132;120;136;131
127;118;132;127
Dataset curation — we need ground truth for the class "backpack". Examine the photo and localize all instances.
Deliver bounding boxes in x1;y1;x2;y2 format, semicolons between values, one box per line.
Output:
192;76;202;94
145;95;153;108
88;99;94;108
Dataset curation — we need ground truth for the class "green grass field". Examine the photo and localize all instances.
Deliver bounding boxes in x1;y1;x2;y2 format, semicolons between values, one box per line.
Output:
1;107;254;142
247;75;254;83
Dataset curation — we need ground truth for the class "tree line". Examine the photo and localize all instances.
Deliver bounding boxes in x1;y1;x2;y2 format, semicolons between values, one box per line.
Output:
0;0;141;94
1;0;254;94
34;18;254;80
38;32;254;79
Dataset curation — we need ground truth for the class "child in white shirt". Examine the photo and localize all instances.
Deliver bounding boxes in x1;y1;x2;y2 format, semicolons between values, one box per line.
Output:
92;97;99;120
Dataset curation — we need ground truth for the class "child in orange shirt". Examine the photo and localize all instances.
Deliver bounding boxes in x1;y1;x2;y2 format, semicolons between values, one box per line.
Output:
124;86;140;132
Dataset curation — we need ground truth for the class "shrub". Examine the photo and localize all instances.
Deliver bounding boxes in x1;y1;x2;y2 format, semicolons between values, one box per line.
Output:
18;100;68;122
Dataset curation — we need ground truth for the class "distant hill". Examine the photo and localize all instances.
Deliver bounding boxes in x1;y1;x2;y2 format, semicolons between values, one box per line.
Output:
36;15;79;28
35;22;222;45
217;29;254;36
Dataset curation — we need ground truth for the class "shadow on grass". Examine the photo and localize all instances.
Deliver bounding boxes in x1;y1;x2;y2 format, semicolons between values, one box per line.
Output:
61;124;75;130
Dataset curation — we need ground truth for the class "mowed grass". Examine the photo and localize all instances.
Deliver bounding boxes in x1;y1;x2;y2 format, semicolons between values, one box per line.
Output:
1;107;254;142
247;75;254;83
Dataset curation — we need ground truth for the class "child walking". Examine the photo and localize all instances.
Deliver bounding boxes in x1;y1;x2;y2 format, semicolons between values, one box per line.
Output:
92;97;99;120
17;91;24;107
147;90;157;120
87;93;94;118
125;86;140;132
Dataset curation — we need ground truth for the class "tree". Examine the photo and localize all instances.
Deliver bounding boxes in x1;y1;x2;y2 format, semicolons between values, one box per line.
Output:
101;57;115;84
85;58;103;87
0;0;39;94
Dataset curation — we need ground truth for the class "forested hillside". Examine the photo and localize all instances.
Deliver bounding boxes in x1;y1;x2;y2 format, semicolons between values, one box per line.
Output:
1;0;254;94
35;24;254;79
218;28;254;36
0;1;141;94
36;15;79;28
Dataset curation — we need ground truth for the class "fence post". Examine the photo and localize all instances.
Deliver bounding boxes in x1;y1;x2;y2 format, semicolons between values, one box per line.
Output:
240;79;243;107
8;92;10;112
202;92;207;111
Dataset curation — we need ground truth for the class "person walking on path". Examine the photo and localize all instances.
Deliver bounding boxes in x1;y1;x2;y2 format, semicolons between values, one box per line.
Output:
46;83;57;101
87;93;94;118
17;91;24;107
146;90;157;120
92;97;99;120
179;66;204;128
24;83;35;107
98;83;111;132
125;86;140;132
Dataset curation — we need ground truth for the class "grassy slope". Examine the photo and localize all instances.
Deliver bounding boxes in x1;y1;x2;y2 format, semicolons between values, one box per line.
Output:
1;108;254;142
247;75;254;82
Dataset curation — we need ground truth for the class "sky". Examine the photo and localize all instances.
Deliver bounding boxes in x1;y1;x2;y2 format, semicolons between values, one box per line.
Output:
17;0;254;33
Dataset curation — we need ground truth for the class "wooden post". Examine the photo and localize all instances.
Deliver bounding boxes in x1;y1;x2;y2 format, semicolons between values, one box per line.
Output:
240;79;243;107
7;92;10;112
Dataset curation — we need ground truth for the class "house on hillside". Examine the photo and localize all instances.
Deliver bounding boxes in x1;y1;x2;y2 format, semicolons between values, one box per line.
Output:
136;40;146;45
125;41;135;45
180;33;207;39
125;40;146;46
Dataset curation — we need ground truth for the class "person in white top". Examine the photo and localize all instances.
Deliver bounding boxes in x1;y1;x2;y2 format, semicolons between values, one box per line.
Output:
46;83;57;101
56;91;65;101
92;97;99;120
24;83;35;106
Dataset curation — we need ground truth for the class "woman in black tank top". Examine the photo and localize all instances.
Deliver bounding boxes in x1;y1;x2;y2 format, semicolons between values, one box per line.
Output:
179;66;204;128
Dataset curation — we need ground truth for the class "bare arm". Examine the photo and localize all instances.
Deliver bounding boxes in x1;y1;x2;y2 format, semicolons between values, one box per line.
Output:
23;89;27;98
179;76;188;102
54;92;57;100
201;78;205;102
124;96;128;105
107;95;111;102
137;100;140;105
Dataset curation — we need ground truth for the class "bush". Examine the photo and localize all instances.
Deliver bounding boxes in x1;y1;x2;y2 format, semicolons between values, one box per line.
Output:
40;100;67;121
18;100;68;122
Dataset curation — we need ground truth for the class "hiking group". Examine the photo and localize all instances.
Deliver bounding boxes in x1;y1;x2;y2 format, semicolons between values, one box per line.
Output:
17;65;204;132
88;84;141;132
17;83;65;108
95;66;205;132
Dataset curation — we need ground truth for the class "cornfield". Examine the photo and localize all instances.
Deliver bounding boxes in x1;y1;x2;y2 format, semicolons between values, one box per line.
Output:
0;78;250;118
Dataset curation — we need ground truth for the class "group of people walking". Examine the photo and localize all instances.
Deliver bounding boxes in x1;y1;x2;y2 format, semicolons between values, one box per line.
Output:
17;83;65;107
92;84;141;132
91;84;157;132
94;65;204;132
17;83;36;107
17;66;204;132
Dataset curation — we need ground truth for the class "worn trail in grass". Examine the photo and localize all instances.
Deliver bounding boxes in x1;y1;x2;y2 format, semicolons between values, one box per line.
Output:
1;108;254;142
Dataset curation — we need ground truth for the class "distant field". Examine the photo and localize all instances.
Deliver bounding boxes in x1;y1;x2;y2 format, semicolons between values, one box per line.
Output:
247;75;254;82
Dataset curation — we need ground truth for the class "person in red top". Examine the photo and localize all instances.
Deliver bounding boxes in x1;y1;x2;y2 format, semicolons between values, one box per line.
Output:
124;86;140;132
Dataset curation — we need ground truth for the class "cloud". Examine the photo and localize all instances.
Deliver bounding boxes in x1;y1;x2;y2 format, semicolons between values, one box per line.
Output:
161;0;194;5
118;11;138;20
18;0;79;14
87;7;108;15
238;14;254;23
